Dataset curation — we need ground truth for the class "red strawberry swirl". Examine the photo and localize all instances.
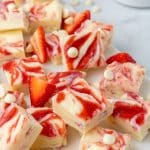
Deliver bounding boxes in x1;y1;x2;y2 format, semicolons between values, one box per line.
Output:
29;5;46;21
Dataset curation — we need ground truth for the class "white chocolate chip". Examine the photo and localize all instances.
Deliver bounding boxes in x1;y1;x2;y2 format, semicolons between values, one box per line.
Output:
91;5;101;13
104;70;114;80
103;134;116;145
4;94;16;103
63;8;70;18
7;3;16;11
85;0;93;6
70;0;80;6
64;17;74;25
0;85;6;98
67;47;78;58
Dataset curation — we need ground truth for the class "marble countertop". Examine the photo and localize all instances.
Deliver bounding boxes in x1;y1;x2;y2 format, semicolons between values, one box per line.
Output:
65;0;150;76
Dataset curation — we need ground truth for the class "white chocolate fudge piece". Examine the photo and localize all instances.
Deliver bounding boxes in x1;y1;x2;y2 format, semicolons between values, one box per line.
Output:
3;55;46;92
0;1;29;32
109;92;150;141
0;30;25;64
0;102;42;150
0;84;29;108
100;61;145;98
27;107;67;149
52;77;113;133
62;20;113;70
28;0;63;32
80;126;131;150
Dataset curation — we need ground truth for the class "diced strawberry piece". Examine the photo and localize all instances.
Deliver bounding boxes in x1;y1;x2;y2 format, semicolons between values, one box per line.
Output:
29;77;56;107
106;52;136;64
30;26;47;63
63;10;90;34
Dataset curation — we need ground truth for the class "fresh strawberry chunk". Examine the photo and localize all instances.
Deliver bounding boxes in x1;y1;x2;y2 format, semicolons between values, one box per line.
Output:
106;52;136;64
30;26;47;63
29;77;56;107
62;10;90;34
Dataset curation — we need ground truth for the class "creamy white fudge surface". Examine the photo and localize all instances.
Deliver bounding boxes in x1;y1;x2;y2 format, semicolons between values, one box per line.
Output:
52;77;113;134
0;30;25;64
28;0;63;32
100;61;145;98
0;1;29;32
0;102;42;150
80;126;131;150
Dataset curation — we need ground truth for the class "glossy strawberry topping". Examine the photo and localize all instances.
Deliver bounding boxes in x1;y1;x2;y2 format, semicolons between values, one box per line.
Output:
31;108;66;137
0;104;18;127
112;101;147;126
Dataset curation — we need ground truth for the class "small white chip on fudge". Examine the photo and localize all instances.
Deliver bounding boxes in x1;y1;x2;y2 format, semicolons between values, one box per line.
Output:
3;55;46;92
100;53;145;98
0;1;29;32
62;20;113;70
27;107;67;149
109;92;150;141
52;77;114;134
0;101;42;150
0;30;25;64
80;126;131;150
28;0;63;33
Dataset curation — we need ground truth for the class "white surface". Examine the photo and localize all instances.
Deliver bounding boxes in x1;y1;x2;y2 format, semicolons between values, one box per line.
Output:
65;0;150;76
116;0;150;7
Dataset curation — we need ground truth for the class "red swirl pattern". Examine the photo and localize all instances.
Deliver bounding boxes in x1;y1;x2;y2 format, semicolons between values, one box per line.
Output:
0;102;40;149
3;55;46;86
63;26;106;70
47;71;85;92
28;107;67;137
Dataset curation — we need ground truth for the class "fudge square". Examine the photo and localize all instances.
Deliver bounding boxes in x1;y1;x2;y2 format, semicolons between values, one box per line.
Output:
0;30;25;64
52;77;114;134
109;92;150;141
27;107;67;149
0;102;42;150
100;61;145;98
62;20;107;70
0;84;29;108
28;0;63;32
3;55;46;92
80;126;131;150
0;1;29;32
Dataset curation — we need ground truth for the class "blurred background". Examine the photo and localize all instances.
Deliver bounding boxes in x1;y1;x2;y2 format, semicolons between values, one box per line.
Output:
64;0;150;76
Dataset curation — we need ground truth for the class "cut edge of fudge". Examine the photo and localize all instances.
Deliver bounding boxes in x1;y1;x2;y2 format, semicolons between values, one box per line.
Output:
79;126;131;150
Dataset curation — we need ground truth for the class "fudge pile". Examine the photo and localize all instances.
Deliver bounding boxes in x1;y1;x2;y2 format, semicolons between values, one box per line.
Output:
0;0;149;150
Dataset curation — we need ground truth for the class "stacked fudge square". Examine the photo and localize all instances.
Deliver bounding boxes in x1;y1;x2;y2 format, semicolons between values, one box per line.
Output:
0;0;149;150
